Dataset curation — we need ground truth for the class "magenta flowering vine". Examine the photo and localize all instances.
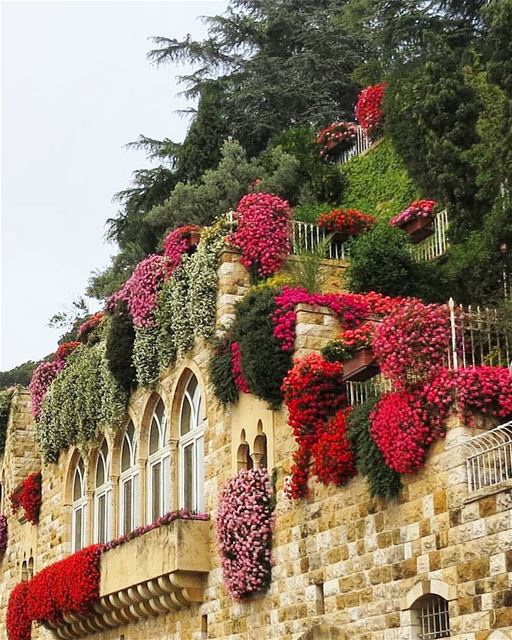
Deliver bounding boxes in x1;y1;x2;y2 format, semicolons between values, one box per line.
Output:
216;468;275;600
108;254;174;328
230;342;250;394
163;225;202;270
0;514;7;553
29;360;66;420
228;192;292;278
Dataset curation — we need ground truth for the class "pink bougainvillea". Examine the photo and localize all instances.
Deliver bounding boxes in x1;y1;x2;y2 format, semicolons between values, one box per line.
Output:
216;468;275;600
316;121;358;160
390;199;437;228
230;342;250;394
108;254;174;328
163;225;202;270
355;82;387;136
228;192;292;278
29;360;65;419
373;300;450;387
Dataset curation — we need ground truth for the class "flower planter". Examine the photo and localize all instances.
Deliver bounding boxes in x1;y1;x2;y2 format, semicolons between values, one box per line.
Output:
399;217;434;244
343;348;379;382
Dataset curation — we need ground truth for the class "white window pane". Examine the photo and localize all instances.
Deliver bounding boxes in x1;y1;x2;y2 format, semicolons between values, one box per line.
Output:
183;444;194;511
163;456;170;514
196;437;204;512
151;462;162;521
123;479;132;534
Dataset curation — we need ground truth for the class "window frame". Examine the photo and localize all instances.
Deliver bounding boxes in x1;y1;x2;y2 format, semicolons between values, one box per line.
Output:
93;440;112;544
146;399;171;523
71;458;87;552
119;421;139;535
178;374;205;512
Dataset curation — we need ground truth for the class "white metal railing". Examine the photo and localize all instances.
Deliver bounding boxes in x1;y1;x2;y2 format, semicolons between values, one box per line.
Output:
447;298;512;369
465;421;512;492
346;376;392;406
411;209;449;261
337;126;378;165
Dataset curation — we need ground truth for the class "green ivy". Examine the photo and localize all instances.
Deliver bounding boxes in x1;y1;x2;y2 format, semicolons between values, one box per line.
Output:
37;342;127;463
339;138;420;220
133;326;161;388
209;335;239;406
0;388;14;457
347;398;402;500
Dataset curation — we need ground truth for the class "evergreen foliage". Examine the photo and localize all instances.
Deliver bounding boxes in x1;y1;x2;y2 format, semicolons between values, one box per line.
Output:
104;302;136;393
0;362;37;391
209;336;239;406
347;398;402;500
0;388;14;457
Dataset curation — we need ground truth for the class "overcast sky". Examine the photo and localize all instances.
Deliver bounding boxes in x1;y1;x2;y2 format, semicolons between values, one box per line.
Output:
1;0;228;370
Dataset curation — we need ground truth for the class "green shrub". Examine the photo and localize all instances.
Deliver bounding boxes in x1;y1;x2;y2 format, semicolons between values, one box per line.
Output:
105;302;136;393
209;336;239;406
293;202;332;224
347;398;402;500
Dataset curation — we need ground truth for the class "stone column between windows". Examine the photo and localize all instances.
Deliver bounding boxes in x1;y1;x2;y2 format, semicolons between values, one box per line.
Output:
85;489;94;546
110;473;119;538
136;457;146;525
168;438;179;512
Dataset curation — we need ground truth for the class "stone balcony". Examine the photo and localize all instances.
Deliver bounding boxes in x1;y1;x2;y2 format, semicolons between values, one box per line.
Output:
46;518;211;639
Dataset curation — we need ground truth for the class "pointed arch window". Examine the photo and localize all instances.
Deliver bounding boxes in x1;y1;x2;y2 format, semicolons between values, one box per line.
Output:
94;440;112;544
120;420;139;534
179;373;205;512
72;457;87;552
147;398;170;522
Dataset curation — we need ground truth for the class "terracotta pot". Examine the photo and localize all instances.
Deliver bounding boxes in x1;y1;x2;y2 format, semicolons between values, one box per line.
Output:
398;217;434;244
343;348;380;382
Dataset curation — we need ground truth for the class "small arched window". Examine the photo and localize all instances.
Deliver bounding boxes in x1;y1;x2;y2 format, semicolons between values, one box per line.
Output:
72;457;87;552
94;440;111;544
147;398;170;522
412;594;450;639
120;420;139;534
179;373;205;512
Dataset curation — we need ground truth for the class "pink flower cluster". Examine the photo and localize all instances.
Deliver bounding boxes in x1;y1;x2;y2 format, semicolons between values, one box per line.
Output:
216;468;274;600
77;312;104;342
370;390;433;473
29;360;66;419
163;225;202;270
108;254;174;328
0;514;7;553
355;83;387;137
390;199;437;227
230;342;250;394
228;193;292;277
272;286;368;352
373;300;450;387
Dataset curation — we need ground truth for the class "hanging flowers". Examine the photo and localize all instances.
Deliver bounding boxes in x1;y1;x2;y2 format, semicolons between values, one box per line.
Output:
77;312;104;343
316;121;358;160
228;192;292;278
230;342;250;394
318;208;376;240
9;473;42;525
390;199;437;228
163;224;202;270
311;410;357;486
6;582;31;640
29;360;65;420
355;83;387;137
216;468;275;600
0;514;8;553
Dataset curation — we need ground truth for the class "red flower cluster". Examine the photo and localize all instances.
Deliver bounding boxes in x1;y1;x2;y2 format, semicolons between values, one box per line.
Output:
370;391;433;473
228;193;292;277
318;208;376;240
10;473;42;525
373;300;450;387
55;341;80;361
316;121;358;160
390;199;437;227
282;353;349;497
312;410;357;486
77;312;104;342
355;83;387;137
7;545;103;640
163;225;202;270
337;323;375;357
230;342;250;394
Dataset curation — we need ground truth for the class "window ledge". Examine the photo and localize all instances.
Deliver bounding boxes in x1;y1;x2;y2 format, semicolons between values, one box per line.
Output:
45;518;211;639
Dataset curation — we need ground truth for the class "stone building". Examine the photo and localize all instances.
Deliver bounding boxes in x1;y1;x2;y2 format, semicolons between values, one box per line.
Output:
1;248;512;640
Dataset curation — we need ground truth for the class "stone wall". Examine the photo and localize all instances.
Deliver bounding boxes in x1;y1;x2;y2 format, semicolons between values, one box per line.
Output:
1;251;511;640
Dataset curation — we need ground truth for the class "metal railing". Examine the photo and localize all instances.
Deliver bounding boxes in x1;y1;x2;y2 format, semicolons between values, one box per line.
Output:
465;421;512;492
346;377;392;406
411;209;449;261
292;220;348;260
337;126;378;165
447;298;512;369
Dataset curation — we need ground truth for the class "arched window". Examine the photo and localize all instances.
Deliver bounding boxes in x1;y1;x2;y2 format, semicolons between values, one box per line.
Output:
179;373;205;512
94;440;111;544
72;457;87;552
412;594;450;639
120;420;139;534
147;398;170;522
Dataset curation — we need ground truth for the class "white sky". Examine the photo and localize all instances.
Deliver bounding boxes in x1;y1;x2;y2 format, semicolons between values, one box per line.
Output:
1;0;228;370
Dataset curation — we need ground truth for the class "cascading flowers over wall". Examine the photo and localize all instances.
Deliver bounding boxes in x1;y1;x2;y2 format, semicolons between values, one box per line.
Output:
9;473;42;525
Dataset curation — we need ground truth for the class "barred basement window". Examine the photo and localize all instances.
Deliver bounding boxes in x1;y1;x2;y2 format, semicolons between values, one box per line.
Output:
416;595;450;639
465;421;512;492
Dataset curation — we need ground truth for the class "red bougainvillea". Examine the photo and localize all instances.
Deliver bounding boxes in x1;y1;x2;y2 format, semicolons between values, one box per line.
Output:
10;473;42;525
230;342;250;394
228;192;292;278
318;209;376;240
355;82;387;137
77;312;104;342
370;390;433;474
311;410;357;486
163;224;202;270
373;300;450;387
55;341;81;361
216;468;275;600
282;353;349;497
390;199;437;227
316;121;358;160
108;254;174;328
7;582;31;640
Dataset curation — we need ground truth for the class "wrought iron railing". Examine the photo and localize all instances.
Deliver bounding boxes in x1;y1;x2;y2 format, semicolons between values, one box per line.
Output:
291;220;349;260
337;126;378;165
411;209;449;261
465;421;512;492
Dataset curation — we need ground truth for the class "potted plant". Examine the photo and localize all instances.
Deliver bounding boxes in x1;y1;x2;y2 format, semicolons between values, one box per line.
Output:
390;199;437;244
323;323;380;382
318;208;376;243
